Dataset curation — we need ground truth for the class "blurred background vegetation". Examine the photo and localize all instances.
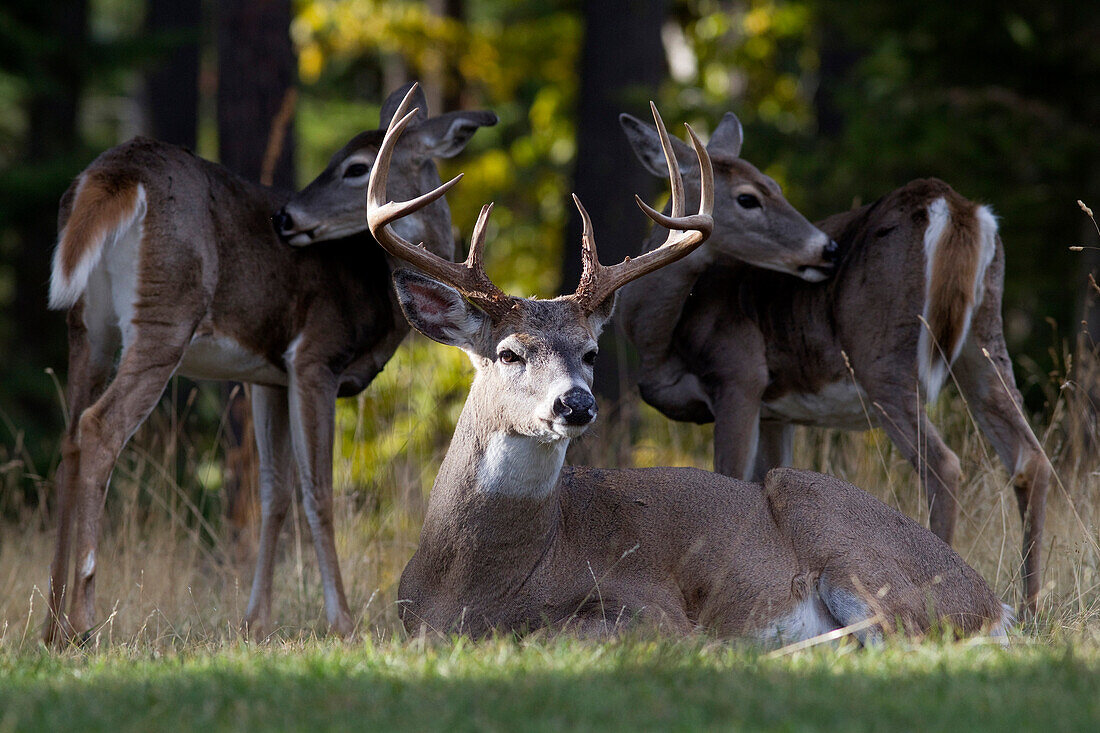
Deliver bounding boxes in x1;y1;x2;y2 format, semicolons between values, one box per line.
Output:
0;0;1097;529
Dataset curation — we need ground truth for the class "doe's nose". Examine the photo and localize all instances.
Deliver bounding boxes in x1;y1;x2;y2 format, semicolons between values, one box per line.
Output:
823;239;840;263
553;387;597;426
272;208;294;234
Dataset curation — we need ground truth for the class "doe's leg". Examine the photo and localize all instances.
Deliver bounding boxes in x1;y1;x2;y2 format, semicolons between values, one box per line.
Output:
865;388;963;544
66;312;200;638
750;421;793;482
44;302;117;646
286;353;353;636
954;333;1050;617
241;385;295;640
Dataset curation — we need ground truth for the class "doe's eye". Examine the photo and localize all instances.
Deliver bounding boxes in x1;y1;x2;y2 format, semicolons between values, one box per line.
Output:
498;349;523;364
736;193;761;209
344;163;370;179
582;350;598;366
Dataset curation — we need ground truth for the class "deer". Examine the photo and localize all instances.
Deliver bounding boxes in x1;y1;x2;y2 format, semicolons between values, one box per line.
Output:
617;110;1051;616
366;88;1011;642
41;83;497;646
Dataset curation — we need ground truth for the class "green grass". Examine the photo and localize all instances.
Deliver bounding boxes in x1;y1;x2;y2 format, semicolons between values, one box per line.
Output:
2;638;1100;731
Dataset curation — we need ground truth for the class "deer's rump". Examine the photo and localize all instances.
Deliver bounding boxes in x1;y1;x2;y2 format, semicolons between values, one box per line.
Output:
762;467;1007;634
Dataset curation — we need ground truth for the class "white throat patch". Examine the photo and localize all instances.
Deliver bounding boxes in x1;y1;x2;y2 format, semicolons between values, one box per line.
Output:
476;432;568;498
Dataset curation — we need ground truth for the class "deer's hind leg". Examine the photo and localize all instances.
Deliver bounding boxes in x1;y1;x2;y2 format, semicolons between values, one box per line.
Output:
65;284;205;640
953;320;1050;617
863;384;964;544
44;299;119;646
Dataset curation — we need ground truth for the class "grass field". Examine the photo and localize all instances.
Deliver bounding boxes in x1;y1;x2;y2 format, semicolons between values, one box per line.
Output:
2;638;1100;731
2;334;1100;729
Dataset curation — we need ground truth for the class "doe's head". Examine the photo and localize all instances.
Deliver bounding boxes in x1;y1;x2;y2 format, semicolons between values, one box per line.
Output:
620;110;839;281
273;82;496;253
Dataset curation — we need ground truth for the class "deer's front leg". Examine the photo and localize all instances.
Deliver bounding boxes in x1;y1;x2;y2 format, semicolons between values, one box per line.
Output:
711;370;767;480
750;421;793;482
286;355;354;636
242;385;294;640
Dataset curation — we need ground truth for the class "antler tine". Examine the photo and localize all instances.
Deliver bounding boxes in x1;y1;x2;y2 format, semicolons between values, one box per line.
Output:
572;194;601;288
651;101;684;219
366;82;513;319
568;108;714;313
468;203;493;264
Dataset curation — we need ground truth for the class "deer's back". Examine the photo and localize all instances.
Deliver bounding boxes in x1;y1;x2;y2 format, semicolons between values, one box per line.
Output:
70;137;402;391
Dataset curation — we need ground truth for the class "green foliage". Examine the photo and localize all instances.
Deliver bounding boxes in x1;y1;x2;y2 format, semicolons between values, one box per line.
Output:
293;0;581;493
294;0;579;296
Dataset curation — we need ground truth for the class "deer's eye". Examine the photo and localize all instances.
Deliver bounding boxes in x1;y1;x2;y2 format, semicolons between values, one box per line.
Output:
582;350;598;366
344;163;370;179
498;349;523;364
736;193;761;209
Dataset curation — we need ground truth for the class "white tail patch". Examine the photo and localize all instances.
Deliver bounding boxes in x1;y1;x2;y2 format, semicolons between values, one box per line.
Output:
48;178;147;310
988;602;1015;646
917;199;998;402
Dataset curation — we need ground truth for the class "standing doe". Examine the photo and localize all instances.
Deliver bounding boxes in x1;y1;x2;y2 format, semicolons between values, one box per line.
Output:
618;110;1050;614
366;88;1009;641
43;83;496;644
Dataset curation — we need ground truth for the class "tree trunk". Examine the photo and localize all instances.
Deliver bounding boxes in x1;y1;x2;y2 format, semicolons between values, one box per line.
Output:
2;0;88;509
216;0;297;189
563;0;668;406
146;0;202;149
215;0;298;540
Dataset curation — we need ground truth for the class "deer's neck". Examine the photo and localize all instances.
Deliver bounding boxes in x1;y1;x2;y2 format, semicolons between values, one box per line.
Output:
619;241;715;367
422;388;566;556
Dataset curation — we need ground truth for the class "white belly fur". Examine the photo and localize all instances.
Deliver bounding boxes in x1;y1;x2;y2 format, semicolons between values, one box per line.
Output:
761;380;871;430
178;334;287;385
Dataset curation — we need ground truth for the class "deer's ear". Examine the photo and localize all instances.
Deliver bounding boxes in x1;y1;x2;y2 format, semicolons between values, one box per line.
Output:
708;112;744;158
393;269;489;350
413;110;499;159
586;292;616;337
380;82;428;128
619;113;697;178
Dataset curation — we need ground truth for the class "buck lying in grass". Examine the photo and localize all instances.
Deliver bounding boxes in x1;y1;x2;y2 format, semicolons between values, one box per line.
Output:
363;86;1011;643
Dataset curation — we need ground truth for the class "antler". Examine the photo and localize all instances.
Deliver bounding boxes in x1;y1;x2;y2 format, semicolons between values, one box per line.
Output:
567;102;714;314
367;83;515;320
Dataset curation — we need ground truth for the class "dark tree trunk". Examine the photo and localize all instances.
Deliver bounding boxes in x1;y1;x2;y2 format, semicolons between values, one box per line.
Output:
215;0;297;537
811;18;859;139
563;0;668;404
146;0;202;149
2;0;88;507
216;0;297;189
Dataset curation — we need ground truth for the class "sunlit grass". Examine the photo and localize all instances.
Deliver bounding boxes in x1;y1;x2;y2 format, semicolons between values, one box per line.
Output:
2;637;1100;731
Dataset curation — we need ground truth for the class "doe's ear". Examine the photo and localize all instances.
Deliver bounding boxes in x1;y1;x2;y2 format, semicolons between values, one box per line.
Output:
393;269;489;350
586;292;616;338
619;113;697;178
380;82;429;128
708;112;744;157
412;110;499;159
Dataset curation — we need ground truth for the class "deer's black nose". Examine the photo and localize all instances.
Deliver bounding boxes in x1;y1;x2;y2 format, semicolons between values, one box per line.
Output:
553;388;597;426
823;239;840;263
272;208;294;233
